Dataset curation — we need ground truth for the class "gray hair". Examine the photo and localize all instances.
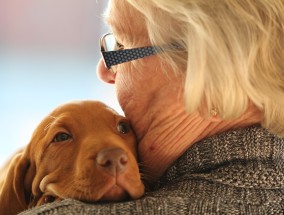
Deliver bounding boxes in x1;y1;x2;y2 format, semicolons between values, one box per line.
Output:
127;0;284;136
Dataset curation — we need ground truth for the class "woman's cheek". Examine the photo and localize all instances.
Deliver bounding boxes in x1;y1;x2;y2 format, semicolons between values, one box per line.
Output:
114;65;136;106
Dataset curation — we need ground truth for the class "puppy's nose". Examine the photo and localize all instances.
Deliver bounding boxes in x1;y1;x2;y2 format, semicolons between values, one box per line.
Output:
96;148;128;176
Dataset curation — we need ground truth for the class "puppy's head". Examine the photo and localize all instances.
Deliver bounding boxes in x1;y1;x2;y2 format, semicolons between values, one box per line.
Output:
26;101;144;205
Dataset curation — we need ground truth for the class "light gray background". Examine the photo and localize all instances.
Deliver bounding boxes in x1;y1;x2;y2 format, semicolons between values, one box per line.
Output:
0;0;120;164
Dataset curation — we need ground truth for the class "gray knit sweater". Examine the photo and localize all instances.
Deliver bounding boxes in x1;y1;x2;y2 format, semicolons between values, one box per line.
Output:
21;125;284;214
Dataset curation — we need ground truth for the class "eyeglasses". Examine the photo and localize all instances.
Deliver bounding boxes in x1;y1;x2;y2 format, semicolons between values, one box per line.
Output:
100;33;182;71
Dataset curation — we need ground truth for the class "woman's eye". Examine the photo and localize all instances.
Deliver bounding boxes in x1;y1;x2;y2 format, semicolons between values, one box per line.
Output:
117;121;131;134
52;132;72;142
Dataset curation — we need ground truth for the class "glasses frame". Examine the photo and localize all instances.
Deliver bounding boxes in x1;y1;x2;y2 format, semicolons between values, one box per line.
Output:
100;33;182;71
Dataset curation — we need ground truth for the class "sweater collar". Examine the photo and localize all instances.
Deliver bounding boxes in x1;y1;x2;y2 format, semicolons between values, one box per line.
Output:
159;125;284;189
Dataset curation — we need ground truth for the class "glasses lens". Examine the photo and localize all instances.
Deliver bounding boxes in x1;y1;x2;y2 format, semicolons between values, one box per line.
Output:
103;34;117;52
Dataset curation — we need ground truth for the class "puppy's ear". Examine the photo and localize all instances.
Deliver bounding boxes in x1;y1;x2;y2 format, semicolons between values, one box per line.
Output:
0;149;36;215
15;150;36;206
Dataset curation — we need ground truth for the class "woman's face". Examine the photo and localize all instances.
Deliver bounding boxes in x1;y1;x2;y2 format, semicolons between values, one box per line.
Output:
97;0;183;139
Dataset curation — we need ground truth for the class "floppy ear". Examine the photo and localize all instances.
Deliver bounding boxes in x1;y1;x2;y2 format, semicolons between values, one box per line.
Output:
0;149;36;215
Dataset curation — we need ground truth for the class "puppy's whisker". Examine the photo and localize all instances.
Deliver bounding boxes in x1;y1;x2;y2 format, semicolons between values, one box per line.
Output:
137;160;150;167
138;163;152;174
43;116;66;132
43;116;57;131
47;116;57;120
141;174;156;184
137;163;159;189
139;169;153;178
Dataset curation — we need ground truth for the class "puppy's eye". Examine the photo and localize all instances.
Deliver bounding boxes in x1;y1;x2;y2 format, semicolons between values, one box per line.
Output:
117;121;131;134
53;132;72;142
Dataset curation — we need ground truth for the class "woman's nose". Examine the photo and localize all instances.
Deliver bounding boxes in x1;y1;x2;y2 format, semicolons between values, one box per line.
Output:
96;58;116;84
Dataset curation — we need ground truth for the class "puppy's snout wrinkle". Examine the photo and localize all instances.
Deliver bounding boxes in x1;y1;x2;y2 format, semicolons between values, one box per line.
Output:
96;148;128;176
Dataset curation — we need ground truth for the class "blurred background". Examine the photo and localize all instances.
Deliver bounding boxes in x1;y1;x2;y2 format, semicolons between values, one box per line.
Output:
0;0;121;165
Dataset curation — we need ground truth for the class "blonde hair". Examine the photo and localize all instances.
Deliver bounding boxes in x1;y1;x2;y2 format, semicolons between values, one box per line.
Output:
127;0;284;136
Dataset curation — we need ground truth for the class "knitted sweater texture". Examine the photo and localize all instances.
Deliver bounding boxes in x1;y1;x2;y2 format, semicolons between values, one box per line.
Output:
21;125;284;214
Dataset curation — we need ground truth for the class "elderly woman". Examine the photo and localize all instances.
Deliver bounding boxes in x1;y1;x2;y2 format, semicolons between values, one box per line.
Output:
23;0;283;214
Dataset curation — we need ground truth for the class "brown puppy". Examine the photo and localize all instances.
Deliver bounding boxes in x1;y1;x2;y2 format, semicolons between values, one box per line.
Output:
0;101;144;215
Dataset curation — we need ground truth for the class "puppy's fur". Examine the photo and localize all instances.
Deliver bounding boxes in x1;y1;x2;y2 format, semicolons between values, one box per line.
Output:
0;101;144;215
